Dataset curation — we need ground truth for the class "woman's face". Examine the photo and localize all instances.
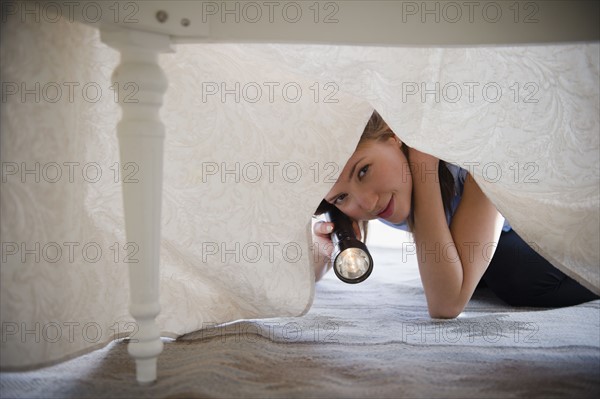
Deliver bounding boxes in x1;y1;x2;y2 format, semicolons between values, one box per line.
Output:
325;136;412;224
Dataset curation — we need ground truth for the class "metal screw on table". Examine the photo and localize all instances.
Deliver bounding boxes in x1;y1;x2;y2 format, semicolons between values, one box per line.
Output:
156;10;168;23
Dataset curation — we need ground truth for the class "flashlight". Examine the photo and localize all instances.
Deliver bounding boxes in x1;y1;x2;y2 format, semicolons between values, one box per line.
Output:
321;201;374;284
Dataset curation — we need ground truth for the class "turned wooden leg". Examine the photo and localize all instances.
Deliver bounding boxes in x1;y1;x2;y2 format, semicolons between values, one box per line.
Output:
100;27;173;384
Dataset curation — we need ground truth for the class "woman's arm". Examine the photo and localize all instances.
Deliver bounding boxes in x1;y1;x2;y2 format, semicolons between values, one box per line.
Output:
409;148;504;318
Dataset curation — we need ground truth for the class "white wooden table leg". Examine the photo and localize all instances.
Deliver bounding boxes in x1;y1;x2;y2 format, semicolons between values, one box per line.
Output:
100;28;173;384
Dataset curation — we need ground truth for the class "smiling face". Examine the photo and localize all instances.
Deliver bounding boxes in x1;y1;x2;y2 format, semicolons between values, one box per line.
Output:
325;136;413;224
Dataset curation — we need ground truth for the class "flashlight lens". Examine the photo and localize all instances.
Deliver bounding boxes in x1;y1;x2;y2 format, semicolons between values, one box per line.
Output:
334;248;371;280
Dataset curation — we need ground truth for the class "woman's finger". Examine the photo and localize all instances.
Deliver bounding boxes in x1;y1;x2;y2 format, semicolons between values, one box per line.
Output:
313;221;334;236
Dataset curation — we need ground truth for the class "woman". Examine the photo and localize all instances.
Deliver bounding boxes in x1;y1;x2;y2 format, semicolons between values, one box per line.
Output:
312;111;598;318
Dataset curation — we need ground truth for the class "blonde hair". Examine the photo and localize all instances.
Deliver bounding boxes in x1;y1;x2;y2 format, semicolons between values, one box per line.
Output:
357;109;410;160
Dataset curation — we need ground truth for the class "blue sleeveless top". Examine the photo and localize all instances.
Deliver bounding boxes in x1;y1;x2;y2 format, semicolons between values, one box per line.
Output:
380;163;512;232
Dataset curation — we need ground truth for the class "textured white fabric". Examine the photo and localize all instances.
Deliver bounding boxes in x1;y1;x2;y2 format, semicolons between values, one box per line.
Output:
1;16;598;369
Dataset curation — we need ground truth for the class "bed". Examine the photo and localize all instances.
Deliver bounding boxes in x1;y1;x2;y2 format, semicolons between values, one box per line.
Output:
1;0;598;387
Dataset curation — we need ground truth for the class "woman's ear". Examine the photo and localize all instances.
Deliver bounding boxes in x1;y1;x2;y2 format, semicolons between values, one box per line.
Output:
393;135;403;148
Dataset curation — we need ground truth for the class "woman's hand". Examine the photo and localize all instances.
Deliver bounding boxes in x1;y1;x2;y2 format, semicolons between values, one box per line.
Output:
311;217;362;281
313;220;335;256
311;220;335;282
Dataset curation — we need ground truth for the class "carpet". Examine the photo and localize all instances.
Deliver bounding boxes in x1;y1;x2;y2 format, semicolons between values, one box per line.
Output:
1;245;599;398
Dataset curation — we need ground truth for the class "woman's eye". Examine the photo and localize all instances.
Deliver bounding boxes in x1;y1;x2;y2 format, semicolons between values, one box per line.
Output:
334;193;347;204
358;165;369;179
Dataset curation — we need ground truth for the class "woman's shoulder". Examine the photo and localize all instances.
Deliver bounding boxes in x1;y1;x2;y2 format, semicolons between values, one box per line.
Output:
444;162;513;232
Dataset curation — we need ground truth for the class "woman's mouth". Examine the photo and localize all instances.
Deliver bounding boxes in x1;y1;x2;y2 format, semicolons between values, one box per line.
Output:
377;196;395;219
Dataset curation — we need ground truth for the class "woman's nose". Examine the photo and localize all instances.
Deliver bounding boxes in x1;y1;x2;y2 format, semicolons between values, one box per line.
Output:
355;191;378;214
